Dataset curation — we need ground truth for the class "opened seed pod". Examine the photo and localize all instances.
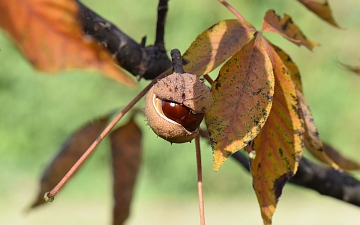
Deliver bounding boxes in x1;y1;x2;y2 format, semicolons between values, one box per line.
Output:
145;72;213;143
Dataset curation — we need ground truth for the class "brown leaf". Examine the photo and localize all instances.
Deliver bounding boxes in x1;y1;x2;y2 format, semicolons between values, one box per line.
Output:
269;46;336;173
110;119;142;225
262;10;319;50
298;0;341;28
205;33;275;171
0;0;135;86
340;62;360;75
297;89;340;169
323;143;360;171
251;40;304;224
269;45;337;172
29;117;109;208
182;19;256;76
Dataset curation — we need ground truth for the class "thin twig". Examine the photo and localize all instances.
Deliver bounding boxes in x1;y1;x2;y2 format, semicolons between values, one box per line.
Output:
155;0;169;48
171;49;184;74
195;135;205;225
218;0;246;21
45;72;168;201
203;74;213;85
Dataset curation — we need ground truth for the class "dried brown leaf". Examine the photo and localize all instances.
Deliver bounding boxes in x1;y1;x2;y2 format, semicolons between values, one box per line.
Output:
298;0;341;28
297;89;340;169
29;117;108;208
323;143;360;171
0;0;135;86
340;62;360;75
110;118;142;225
262;10;319;50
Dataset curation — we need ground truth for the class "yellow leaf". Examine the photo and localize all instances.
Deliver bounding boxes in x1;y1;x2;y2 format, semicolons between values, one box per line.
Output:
251;39;304;224
298;0;342;28
182;19;256;76
205;33;275;171
271;45;303;92
0;0;135;86
262;10;319;50
270;44;338;169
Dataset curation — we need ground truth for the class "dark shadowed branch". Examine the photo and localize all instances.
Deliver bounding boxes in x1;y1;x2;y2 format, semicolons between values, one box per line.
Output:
292;156;360;206
199;129;360;206
231;151;360;207
155;0;169;48
77;0;172;80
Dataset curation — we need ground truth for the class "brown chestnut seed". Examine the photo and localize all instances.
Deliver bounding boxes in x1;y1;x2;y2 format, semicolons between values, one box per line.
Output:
162;100;204;132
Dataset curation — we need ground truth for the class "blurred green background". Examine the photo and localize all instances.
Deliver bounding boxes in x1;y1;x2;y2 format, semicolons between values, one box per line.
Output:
1;0;360;224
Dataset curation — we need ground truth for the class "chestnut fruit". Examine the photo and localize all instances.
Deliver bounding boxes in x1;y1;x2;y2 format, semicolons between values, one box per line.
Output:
161;100;204;132
145;72;213;143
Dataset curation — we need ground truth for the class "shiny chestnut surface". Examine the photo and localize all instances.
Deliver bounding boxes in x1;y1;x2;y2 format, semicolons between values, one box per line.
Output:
162;100;204;131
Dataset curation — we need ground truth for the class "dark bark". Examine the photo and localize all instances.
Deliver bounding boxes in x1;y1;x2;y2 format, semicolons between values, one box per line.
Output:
171;49;184;74
155;0;169;48
292;156;360;206
77;1;172;80
231;151;360;207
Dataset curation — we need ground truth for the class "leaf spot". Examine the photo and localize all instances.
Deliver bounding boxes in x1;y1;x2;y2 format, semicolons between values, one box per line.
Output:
273;173;293;201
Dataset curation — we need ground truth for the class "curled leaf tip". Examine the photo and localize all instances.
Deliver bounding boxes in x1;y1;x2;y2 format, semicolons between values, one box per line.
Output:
44;192;54;203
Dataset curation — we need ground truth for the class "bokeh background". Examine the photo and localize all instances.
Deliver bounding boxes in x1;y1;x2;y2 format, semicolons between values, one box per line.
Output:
1;0;360;224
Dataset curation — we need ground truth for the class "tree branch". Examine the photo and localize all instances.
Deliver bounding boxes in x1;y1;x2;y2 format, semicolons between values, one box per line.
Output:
155;0;169;48
292;156;360;206
231;151;360;207
77;1;172;80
